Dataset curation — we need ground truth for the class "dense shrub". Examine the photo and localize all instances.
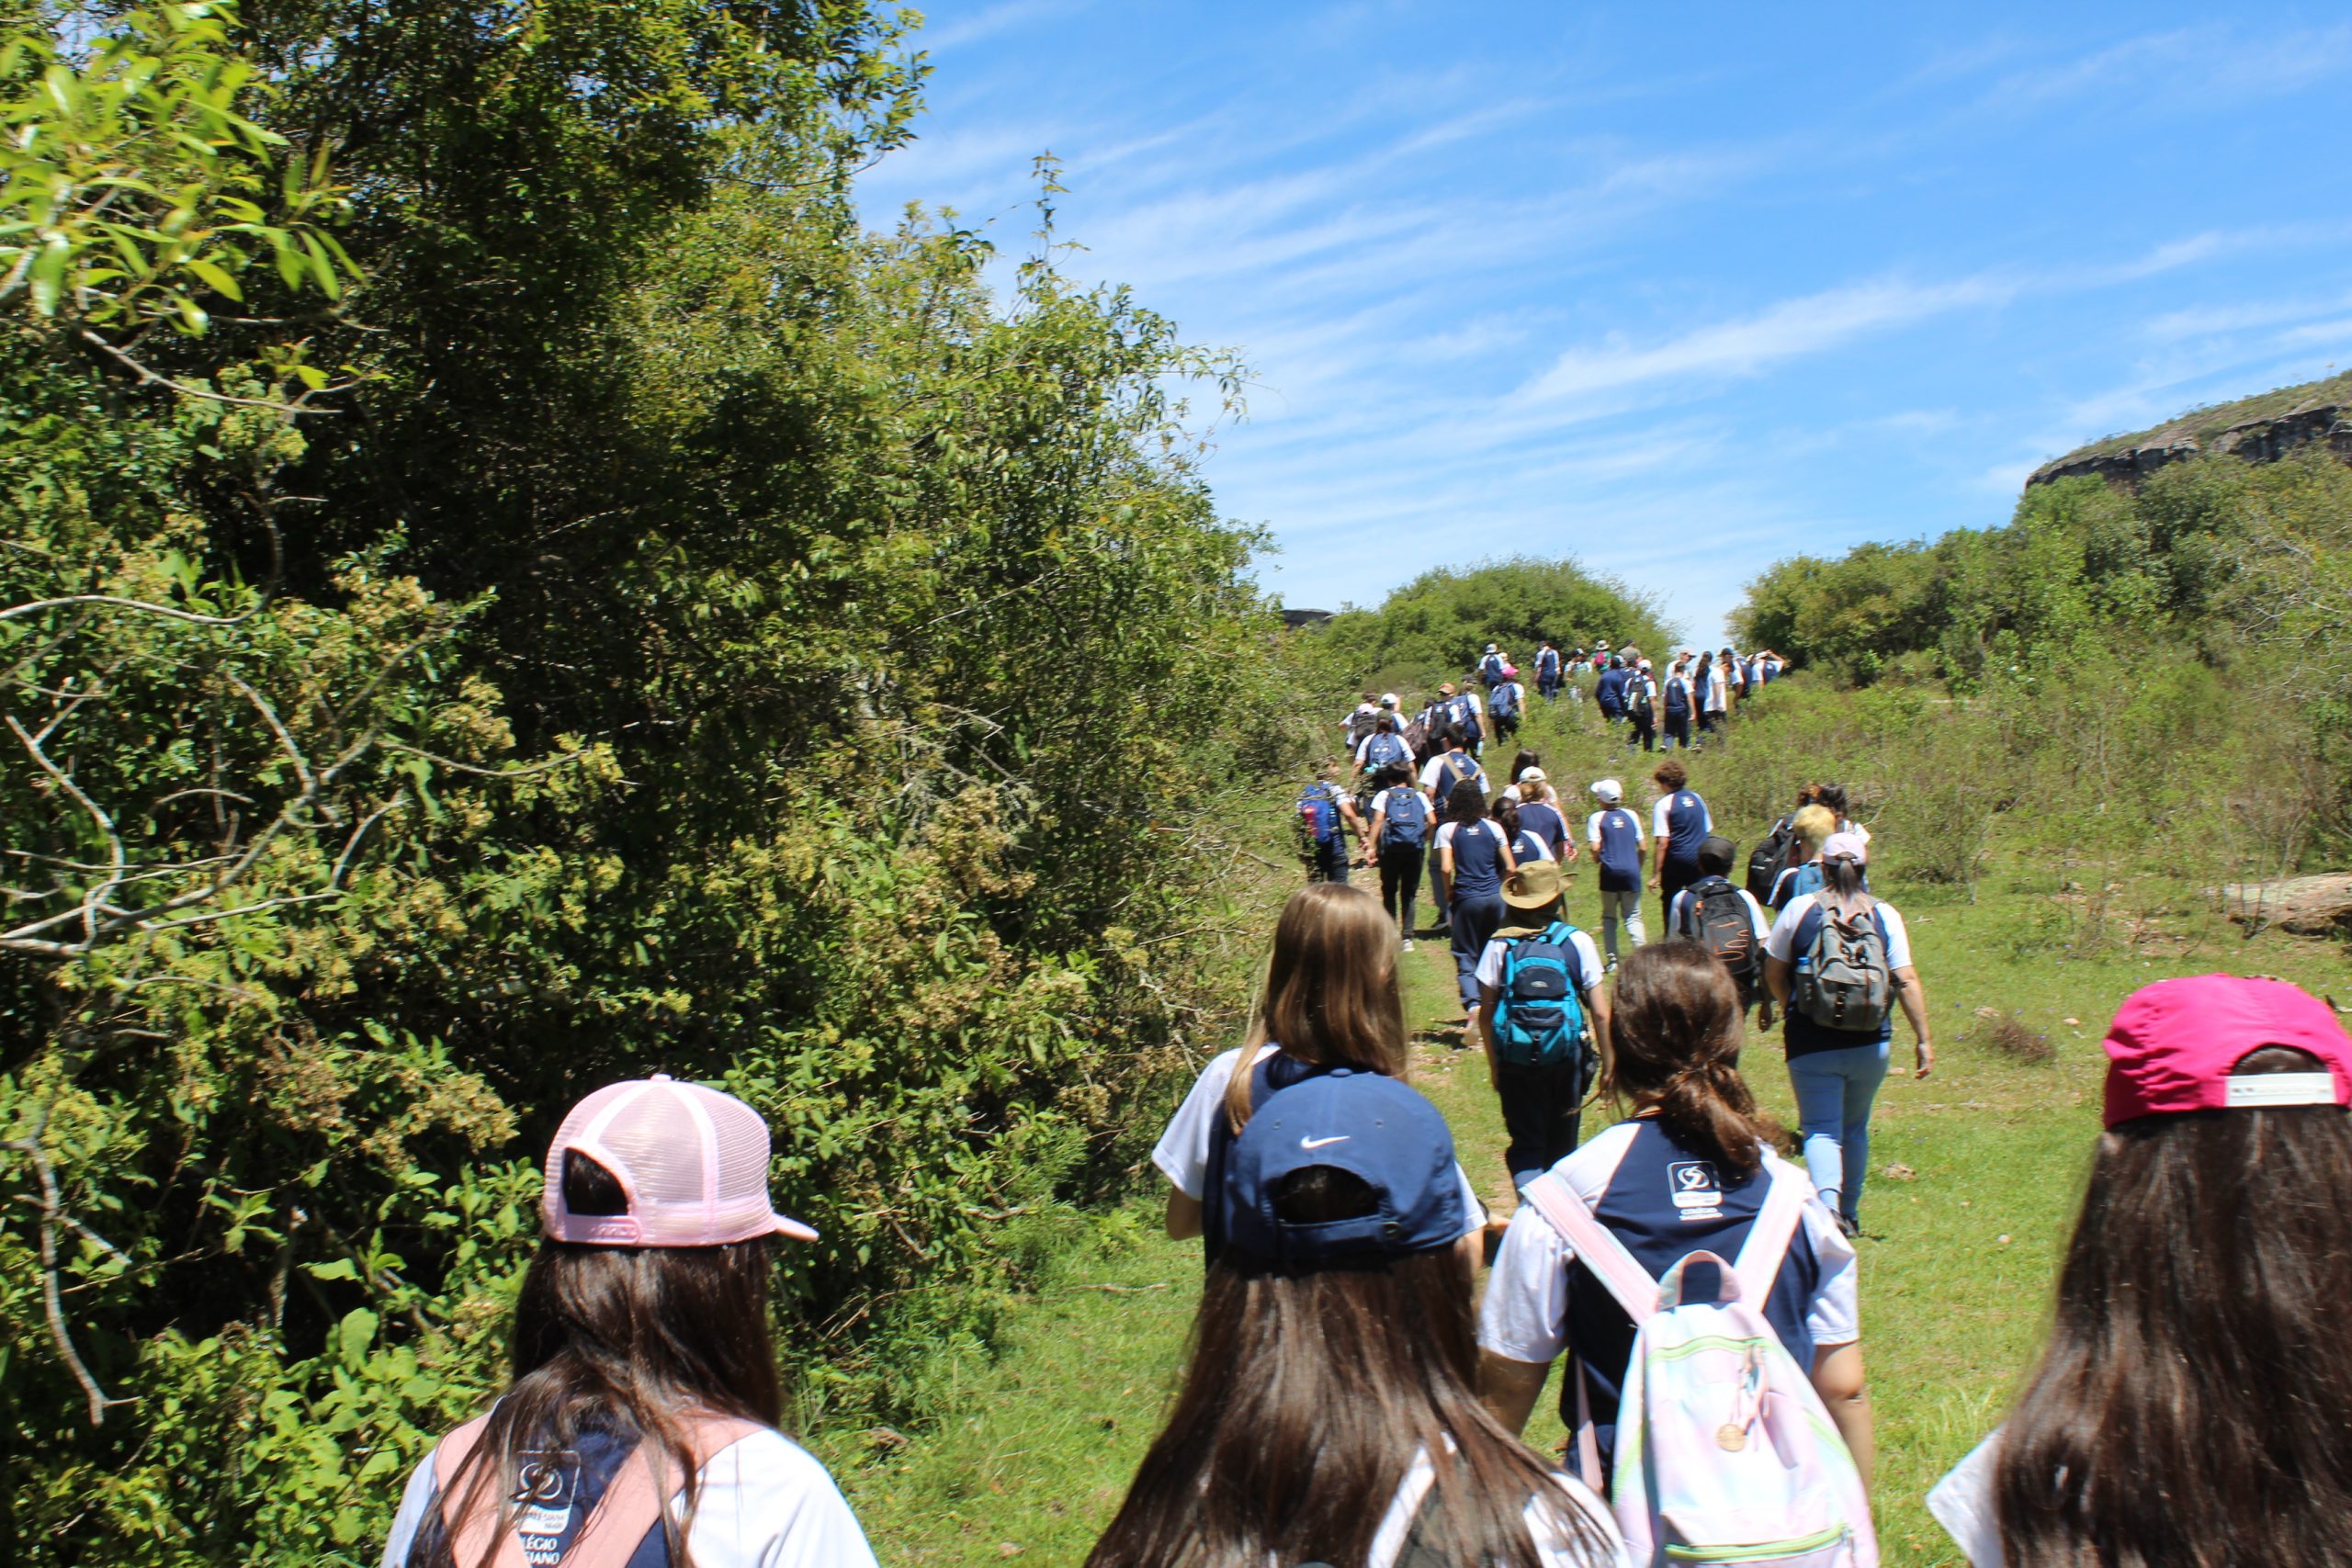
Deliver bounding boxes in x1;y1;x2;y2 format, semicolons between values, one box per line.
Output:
0;6;1285;1562
1295;556;1672;702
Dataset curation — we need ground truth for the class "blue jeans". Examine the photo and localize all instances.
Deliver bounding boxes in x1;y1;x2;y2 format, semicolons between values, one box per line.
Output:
1786;1041;1891;1223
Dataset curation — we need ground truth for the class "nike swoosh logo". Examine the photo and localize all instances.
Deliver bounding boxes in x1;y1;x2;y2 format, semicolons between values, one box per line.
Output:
1300;1135;1351;1149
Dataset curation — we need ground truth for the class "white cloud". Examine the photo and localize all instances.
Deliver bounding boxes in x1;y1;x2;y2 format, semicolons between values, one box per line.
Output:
1515;276;2012;404
913;0;1083;53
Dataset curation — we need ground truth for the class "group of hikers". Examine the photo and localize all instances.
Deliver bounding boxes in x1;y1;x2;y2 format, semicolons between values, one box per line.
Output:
376;635;2352;1568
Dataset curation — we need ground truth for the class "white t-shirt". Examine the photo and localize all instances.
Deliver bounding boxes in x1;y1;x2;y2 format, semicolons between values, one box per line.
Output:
1370;1443;1629;1568
1837;817;1872;847
1702;669;1729;712
1150;1047;1487;1228
1927;1432;2005;1567
1765;894;1914;970
1421;753;1484;798
1668;885;1770;942
1650;795;1712;840
1583;809;1643;851
381;1427;878;1568
1477;1123;1860;1367
1474;929;1605;995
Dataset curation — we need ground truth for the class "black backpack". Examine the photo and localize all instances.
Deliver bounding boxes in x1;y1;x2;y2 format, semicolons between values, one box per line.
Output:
1686;875;1760;995
1745;815;1795;902
1346;709;1379;747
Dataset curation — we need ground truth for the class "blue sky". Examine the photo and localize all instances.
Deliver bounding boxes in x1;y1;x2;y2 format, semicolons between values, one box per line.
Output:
858;3;2352;642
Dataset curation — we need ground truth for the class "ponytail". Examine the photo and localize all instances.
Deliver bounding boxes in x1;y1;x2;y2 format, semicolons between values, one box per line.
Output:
1606;942;1765;1178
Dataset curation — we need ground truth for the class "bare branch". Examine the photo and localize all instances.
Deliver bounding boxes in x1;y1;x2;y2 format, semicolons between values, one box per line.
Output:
4;1121;133;1426
77;329;333;416
0;594;254;628
6;714;128;946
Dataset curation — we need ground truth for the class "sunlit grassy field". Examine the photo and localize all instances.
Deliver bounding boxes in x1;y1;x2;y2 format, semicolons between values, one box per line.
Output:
815;689;2350;1565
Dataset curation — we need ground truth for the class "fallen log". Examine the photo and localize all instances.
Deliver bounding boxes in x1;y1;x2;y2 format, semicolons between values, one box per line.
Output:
2211;874;2352;934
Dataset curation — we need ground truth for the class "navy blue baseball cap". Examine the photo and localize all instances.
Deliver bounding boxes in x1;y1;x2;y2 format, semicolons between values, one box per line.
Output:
1218;1069;1470;1267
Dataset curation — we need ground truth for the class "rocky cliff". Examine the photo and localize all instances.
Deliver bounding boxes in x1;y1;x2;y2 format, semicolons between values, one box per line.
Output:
2030;369;2352;490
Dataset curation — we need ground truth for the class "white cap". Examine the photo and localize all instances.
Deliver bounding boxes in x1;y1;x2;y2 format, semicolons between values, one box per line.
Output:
1590;778;1623;804
1520;766;1547;784
1380;692;1398;708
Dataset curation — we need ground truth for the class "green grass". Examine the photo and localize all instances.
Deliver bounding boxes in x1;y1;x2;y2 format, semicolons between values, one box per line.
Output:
815;691;2352;1565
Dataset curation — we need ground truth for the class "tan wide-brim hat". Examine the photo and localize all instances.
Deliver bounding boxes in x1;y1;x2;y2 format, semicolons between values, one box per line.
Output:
1502;860;1566;910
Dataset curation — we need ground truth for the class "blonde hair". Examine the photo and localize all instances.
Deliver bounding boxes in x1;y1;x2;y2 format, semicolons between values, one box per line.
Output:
1226;884;1408;1133
1792;804;1838;852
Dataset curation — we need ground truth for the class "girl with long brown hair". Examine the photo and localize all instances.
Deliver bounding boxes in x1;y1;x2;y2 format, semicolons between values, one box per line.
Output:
1930;976;2352;1567
1152;882;1487;1259
381;1076;875;1568
1096;1071;1623;1568
1478;941;1872;1485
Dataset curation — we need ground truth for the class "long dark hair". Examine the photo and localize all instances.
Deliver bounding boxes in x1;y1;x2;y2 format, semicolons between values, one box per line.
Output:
420;1156;782;1568
1994;1046;2352;1567
1229;884;1408;1132
1606;942;1765;1177
1448;778;1488;822
1085;1168;1612;1568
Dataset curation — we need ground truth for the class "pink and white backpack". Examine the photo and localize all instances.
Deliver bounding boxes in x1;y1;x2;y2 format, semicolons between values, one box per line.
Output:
1518;1166;1878;1568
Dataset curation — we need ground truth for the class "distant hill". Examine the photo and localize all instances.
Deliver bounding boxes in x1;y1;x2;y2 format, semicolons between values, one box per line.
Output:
2030;369;2352;489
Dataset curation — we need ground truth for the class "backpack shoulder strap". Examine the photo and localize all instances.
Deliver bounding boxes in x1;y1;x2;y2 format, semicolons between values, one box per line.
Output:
1517;1171;1657;1324
434;1416;765;1568
1544;921;1586;991
433;1415;522;1568
1730;1163;1808;1309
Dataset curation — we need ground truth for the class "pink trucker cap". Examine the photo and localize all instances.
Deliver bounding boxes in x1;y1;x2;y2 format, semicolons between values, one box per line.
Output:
542;1075;818;1247
1821;831;1869;863
2101;975;2352;1128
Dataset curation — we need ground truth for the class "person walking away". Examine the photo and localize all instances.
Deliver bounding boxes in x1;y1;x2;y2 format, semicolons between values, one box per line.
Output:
1440;780;1516;1041
1669;835;1770;1022
1746;785;1818;907
381;1077;877;1568
1100;1071;1623;1568
1354;711;1415;787
1537;640;1563;703
1513;768;1574;865
1453;678;1489;756
1815;783;1871;852
1658;660;1693;751
1690;653;1720;746
1489;669;1526;745
1595;657;1628;728
1296;765;1367;886
1622;660;1657;752
1713;649;1738;726
1420;734;1487;935
1477;943;1872;1541
1763;833;1932;1235
1345;693;1381;750
1364;763;1431;953
1495;798;1554;866
1646;760;1711;937
1480;642;1509;689
1927;976;2352;1568
1586;779;1646;971
1767;804;1838;912
1151;883;1491;1257
1476;862;1610;1186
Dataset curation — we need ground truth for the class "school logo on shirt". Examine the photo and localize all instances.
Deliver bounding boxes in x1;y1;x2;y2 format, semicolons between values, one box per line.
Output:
512;1452;580;1565
1668;1160;1723;1219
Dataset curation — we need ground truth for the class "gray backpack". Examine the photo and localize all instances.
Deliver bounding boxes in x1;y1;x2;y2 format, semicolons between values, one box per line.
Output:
1793;897;1893;1032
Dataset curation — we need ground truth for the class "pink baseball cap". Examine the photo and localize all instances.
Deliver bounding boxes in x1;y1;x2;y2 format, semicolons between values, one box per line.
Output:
542;1075;818;1247
1821;831;1869;863
2101;975;2352;1128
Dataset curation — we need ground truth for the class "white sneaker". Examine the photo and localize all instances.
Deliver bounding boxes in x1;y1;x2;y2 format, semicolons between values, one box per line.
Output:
1401;938;1416;953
